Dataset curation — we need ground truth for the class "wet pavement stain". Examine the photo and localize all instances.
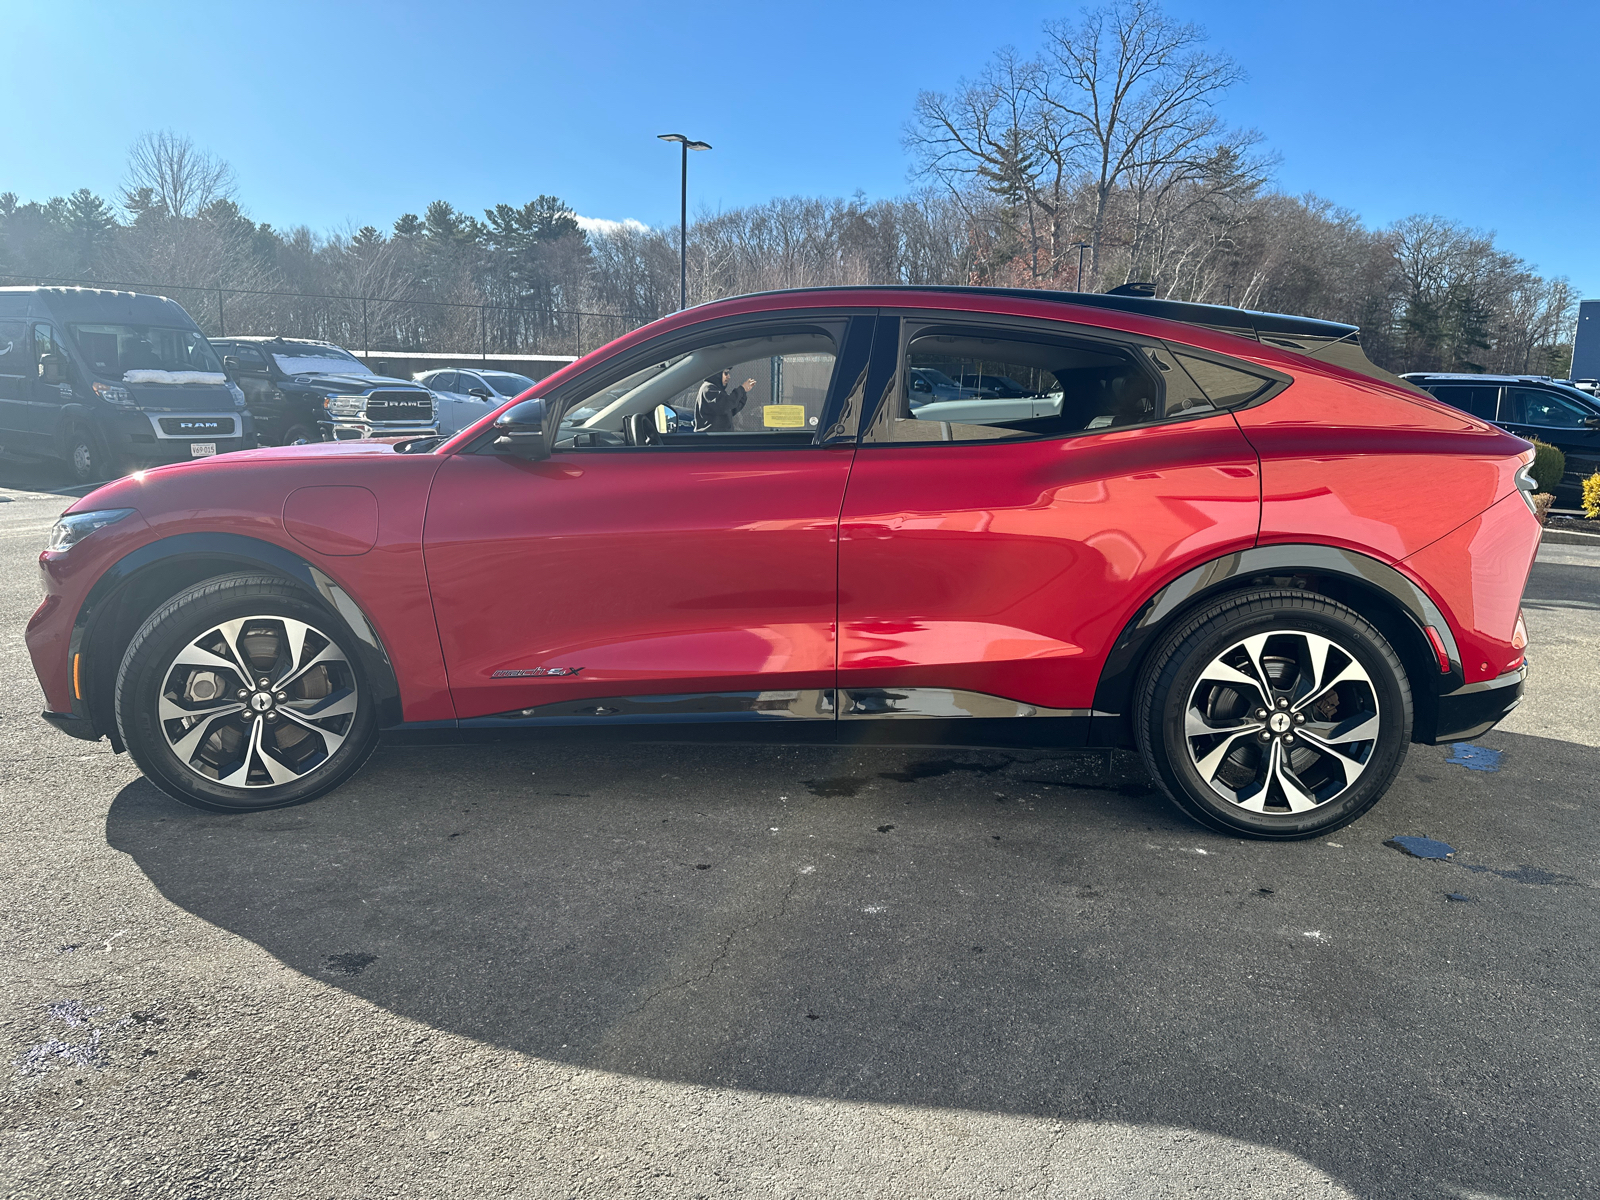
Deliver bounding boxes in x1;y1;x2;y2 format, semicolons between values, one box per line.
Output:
877;759;1008;784
1386;836;1456;859
324;952;379;977
803;777;868;798
1459;863;1578;886
1446;893;1474;902
1447;743;1502;772
876;824;895;834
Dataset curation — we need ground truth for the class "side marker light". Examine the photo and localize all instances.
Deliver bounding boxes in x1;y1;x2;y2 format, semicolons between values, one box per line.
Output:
73;653;83;699
1424;627;1451;674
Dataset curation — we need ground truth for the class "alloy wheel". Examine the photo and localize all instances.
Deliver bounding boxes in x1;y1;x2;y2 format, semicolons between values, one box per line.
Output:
1183;631;1381;814
157;615;358;788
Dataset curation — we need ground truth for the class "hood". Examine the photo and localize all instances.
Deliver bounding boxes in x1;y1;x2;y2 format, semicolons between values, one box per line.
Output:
118;379;239;412
296;372;425;392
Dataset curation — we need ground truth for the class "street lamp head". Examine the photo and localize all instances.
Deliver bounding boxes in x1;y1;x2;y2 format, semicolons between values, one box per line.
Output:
658;133;712;151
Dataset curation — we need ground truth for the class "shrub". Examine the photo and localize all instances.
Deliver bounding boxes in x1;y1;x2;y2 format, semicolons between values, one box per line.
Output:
1531;439;1566;493
1583;471;1600;520
1533;493;1554;525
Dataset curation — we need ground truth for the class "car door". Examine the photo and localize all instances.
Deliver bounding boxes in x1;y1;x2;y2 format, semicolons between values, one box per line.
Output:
23;323;76;450
422;311;876;722
836;313;1265;737
1498;386;1600;488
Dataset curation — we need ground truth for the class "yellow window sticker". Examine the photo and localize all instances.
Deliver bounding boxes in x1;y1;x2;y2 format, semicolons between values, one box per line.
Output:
763;404;807;428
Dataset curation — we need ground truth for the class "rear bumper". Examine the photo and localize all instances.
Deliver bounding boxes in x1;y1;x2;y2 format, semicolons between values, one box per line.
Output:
1423;664;1525;744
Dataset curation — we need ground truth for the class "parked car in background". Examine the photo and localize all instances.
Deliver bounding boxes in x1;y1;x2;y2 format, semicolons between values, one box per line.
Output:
212;336;438;444
956;372;1036;398
414;368;537;437
907;366;985;407
0;287;253;484
1402;373;1600;496
30;286;1540;842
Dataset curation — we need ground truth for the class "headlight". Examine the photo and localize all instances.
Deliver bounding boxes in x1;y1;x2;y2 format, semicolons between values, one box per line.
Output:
92;381;134;406
48;508;136;552
227;381;248;409
324;393;364;418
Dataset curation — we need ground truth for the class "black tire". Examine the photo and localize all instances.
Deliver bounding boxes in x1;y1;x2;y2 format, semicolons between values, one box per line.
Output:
1134;589;1412;840
115;573;380;813
279;422;313;446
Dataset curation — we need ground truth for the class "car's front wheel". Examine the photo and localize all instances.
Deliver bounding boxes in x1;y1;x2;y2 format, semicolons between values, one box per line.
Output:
116;574;379;812
1136;589;1413;839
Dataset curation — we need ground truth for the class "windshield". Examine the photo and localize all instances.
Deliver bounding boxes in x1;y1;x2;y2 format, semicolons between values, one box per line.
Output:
70;324;224;379
268;343;372;377
483;372;537;396
1550;382;1600;411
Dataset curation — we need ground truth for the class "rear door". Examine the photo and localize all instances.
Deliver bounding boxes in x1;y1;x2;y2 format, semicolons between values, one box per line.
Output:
423;311;875;723
836;313;1265;735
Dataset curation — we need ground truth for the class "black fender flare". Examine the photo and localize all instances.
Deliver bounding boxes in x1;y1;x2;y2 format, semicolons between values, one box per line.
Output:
69;532;402;744
1090;543;1463;742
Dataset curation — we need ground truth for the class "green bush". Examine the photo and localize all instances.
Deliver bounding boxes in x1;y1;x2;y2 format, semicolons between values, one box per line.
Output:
1531;439;1566;493
1583;471;1600;520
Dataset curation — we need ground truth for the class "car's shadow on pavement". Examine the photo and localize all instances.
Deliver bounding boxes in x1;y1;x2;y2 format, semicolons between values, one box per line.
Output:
106;732;1598;1197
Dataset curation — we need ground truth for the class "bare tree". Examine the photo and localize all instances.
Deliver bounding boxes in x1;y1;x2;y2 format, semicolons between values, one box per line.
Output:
1034;0;1246;286
122;131;236;221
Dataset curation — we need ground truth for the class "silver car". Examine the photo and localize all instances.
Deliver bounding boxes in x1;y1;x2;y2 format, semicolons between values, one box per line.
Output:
416;368;540;437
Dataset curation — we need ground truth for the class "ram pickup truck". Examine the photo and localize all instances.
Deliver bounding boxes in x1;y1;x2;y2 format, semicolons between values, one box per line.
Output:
211;336;438;444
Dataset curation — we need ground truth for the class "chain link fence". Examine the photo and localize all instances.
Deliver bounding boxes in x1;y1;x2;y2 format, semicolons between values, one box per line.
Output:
0;272;642;359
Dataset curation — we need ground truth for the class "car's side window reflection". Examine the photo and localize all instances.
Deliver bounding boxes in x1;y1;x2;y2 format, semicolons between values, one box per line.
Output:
557;327;840;449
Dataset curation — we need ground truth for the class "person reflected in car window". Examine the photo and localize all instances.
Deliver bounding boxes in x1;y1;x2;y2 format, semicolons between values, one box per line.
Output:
694;367;756;432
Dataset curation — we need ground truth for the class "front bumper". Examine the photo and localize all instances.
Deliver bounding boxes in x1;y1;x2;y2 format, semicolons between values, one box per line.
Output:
43;709;101;742
111;409;255;464
321;420;438;441
1428;664;1526;744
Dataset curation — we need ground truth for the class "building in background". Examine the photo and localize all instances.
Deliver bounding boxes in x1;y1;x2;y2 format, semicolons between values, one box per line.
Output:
1572;300;1600;385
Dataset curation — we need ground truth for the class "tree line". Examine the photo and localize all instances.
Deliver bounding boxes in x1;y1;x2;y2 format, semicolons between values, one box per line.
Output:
0;3;1577;375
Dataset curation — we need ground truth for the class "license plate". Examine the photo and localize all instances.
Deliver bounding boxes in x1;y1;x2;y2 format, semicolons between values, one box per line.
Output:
190;442;217;458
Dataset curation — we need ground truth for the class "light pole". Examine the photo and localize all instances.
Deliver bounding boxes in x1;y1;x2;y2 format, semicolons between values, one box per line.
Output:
658;133;711;310
1071;241;1092;292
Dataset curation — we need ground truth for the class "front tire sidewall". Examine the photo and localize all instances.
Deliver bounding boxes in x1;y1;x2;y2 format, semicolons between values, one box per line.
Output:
1145;599;1411;839
118;581;378;813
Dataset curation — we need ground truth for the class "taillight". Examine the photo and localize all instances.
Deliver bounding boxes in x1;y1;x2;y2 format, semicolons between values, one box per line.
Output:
1512;610;1527;652
1513;448;1539;515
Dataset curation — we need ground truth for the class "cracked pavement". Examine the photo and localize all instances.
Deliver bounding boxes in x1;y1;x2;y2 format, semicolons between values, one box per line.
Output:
1;484;1598;1199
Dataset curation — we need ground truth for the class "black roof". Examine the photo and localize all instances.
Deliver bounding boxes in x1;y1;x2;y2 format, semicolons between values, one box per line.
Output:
737;285;1360;346
0;286;202;329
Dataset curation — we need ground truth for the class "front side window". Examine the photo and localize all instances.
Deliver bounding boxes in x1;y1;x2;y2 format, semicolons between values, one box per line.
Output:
555;325;841;449
481;371;537;396
864;323;1258;445
1502;387;1589;428
69;324;222;378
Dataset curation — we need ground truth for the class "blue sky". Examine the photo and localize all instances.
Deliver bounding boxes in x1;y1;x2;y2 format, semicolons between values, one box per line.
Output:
5;0;1597;298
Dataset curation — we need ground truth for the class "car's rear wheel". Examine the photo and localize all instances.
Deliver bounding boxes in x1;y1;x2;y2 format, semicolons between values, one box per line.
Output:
116;574;379;812
1135;589;1412;839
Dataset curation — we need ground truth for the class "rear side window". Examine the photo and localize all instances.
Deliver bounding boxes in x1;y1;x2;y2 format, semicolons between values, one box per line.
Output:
1427;385;1499;420
864;323;1275;445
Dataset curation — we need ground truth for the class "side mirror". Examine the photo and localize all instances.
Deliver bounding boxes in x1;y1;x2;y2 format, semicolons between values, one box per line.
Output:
223;355;241;371
1583;416;1600;430
39;353;66;384
469;388;493;400
492;397;550;460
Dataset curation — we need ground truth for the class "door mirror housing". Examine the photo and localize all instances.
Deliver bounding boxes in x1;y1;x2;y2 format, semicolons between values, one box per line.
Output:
492;397;550;460
39;353;66;384
469;387;493;400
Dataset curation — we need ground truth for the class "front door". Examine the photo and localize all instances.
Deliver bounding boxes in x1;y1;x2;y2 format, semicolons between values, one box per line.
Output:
423;313;875;723
837;313;1266;736
0;318;28;449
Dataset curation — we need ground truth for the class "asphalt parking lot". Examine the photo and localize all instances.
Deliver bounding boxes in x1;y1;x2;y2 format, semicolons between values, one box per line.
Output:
2;483;1596;1200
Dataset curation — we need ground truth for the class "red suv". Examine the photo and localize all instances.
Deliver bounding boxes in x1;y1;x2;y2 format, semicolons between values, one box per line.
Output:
26;287;1541;839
